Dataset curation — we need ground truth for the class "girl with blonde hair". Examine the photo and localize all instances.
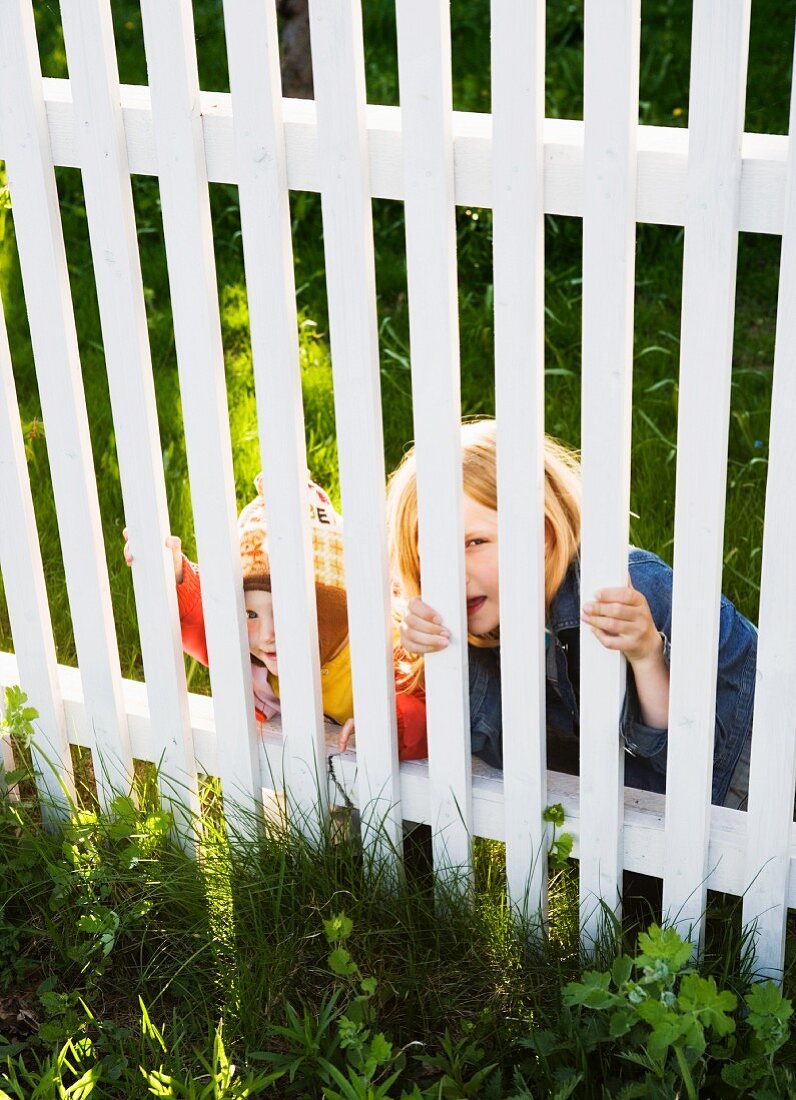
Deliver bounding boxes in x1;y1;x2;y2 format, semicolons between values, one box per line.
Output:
387;419;756;807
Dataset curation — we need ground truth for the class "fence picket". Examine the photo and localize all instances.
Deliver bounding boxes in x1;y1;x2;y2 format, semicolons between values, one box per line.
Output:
59;0;200;838
0;294;75;817
395;0;472;877
491;0;548;916
741;35;796;982
0;0;133;810
663;1;751;945
139;0;261;832
307;0;403;857
222;0;328;826
578;0;641;936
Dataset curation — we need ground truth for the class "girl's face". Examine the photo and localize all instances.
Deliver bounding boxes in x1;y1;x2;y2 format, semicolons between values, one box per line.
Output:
463;495;501;635
245;588;279;675
462;493;552;635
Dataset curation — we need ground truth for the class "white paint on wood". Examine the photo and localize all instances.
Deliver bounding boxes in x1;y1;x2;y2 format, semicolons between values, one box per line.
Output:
0;0;133;810
741;32;796;983
663;1;751;946
0;297;75;816
6;83;789;235
138;0;261;833
222;0;328;826
307;0;402;856
578;0;641;938
491;0;548;917
395;0;472;877
60;0;200;840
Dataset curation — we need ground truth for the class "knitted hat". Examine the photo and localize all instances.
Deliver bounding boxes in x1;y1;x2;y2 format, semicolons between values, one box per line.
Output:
238;474;349;665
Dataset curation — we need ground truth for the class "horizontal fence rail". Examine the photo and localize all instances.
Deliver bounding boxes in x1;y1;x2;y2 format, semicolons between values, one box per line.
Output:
0;1;794;984
2;645;794;907
0;82;789;234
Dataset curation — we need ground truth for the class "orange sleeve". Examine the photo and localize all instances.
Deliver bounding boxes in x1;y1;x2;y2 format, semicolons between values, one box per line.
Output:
395;690;428;760
176;556;210;666
393;654;427;760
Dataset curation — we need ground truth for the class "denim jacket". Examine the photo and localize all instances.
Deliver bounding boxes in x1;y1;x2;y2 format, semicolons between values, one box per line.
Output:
468;548;758;807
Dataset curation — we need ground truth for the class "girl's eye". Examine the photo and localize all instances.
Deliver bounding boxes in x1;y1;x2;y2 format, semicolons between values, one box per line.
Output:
246;610;257;620
466;538;486;548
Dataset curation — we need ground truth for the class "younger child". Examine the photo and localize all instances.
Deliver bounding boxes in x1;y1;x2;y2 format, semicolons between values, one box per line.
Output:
124;475;428;759
386;419;756;808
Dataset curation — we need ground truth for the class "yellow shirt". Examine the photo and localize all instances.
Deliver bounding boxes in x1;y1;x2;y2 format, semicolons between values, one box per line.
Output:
269;643;354;726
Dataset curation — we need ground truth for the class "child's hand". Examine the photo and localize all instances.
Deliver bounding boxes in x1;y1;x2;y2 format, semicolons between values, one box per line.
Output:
581;583;662;667
582;580;670;728
338;717;356;753
123;529;184;585
399;596;451;654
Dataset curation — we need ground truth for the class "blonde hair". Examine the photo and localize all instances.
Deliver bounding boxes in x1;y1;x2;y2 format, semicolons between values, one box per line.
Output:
387;419;581;689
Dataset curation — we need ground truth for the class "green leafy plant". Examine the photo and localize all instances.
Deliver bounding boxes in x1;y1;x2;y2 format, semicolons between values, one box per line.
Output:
253;914;404;1098
543;803;574;872
560;924;793;1098
1;685;38;752
141;1014;280;1098
719;980;794;1095
414;1019;500;1098
0;1033;103;1099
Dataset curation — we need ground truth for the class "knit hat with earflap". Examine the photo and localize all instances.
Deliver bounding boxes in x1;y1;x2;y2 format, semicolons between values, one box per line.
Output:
237;474;349;666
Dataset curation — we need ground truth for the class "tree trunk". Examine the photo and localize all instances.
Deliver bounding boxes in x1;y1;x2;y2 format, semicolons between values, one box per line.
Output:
277;0;313;100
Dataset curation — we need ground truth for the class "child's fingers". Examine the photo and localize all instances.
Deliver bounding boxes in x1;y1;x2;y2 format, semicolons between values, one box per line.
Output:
589;625;625;650
583;588;650;625
401;597;450;653
592;586;642;606
407;596;448;630
404;608;450;638
165;535;183;583
338;717;356;753
582;603;639;630
399;621;449;654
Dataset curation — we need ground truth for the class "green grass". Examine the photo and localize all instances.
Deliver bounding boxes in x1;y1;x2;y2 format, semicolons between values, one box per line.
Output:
1;745;794;1098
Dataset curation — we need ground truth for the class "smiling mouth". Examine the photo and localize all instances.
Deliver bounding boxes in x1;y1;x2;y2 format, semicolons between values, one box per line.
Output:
466;596;486;615
250;653;278;668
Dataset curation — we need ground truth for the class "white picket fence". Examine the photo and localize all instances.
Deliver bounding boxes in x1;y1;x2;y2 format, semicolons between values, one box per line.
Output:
0;0;795;981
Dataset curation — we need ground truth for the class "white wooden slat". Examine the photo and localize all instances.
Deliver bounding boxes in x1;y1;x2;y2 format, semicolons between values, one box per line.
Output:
578;0;641;938
307;0;402;858
395;0;472;877
222;0;328;827
0;0;133;811
59;0;200;838
663;2;751;945
741;35;796;982
1;84;790;236
491;0;547;917
0;294;75;817
138;0;261;833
